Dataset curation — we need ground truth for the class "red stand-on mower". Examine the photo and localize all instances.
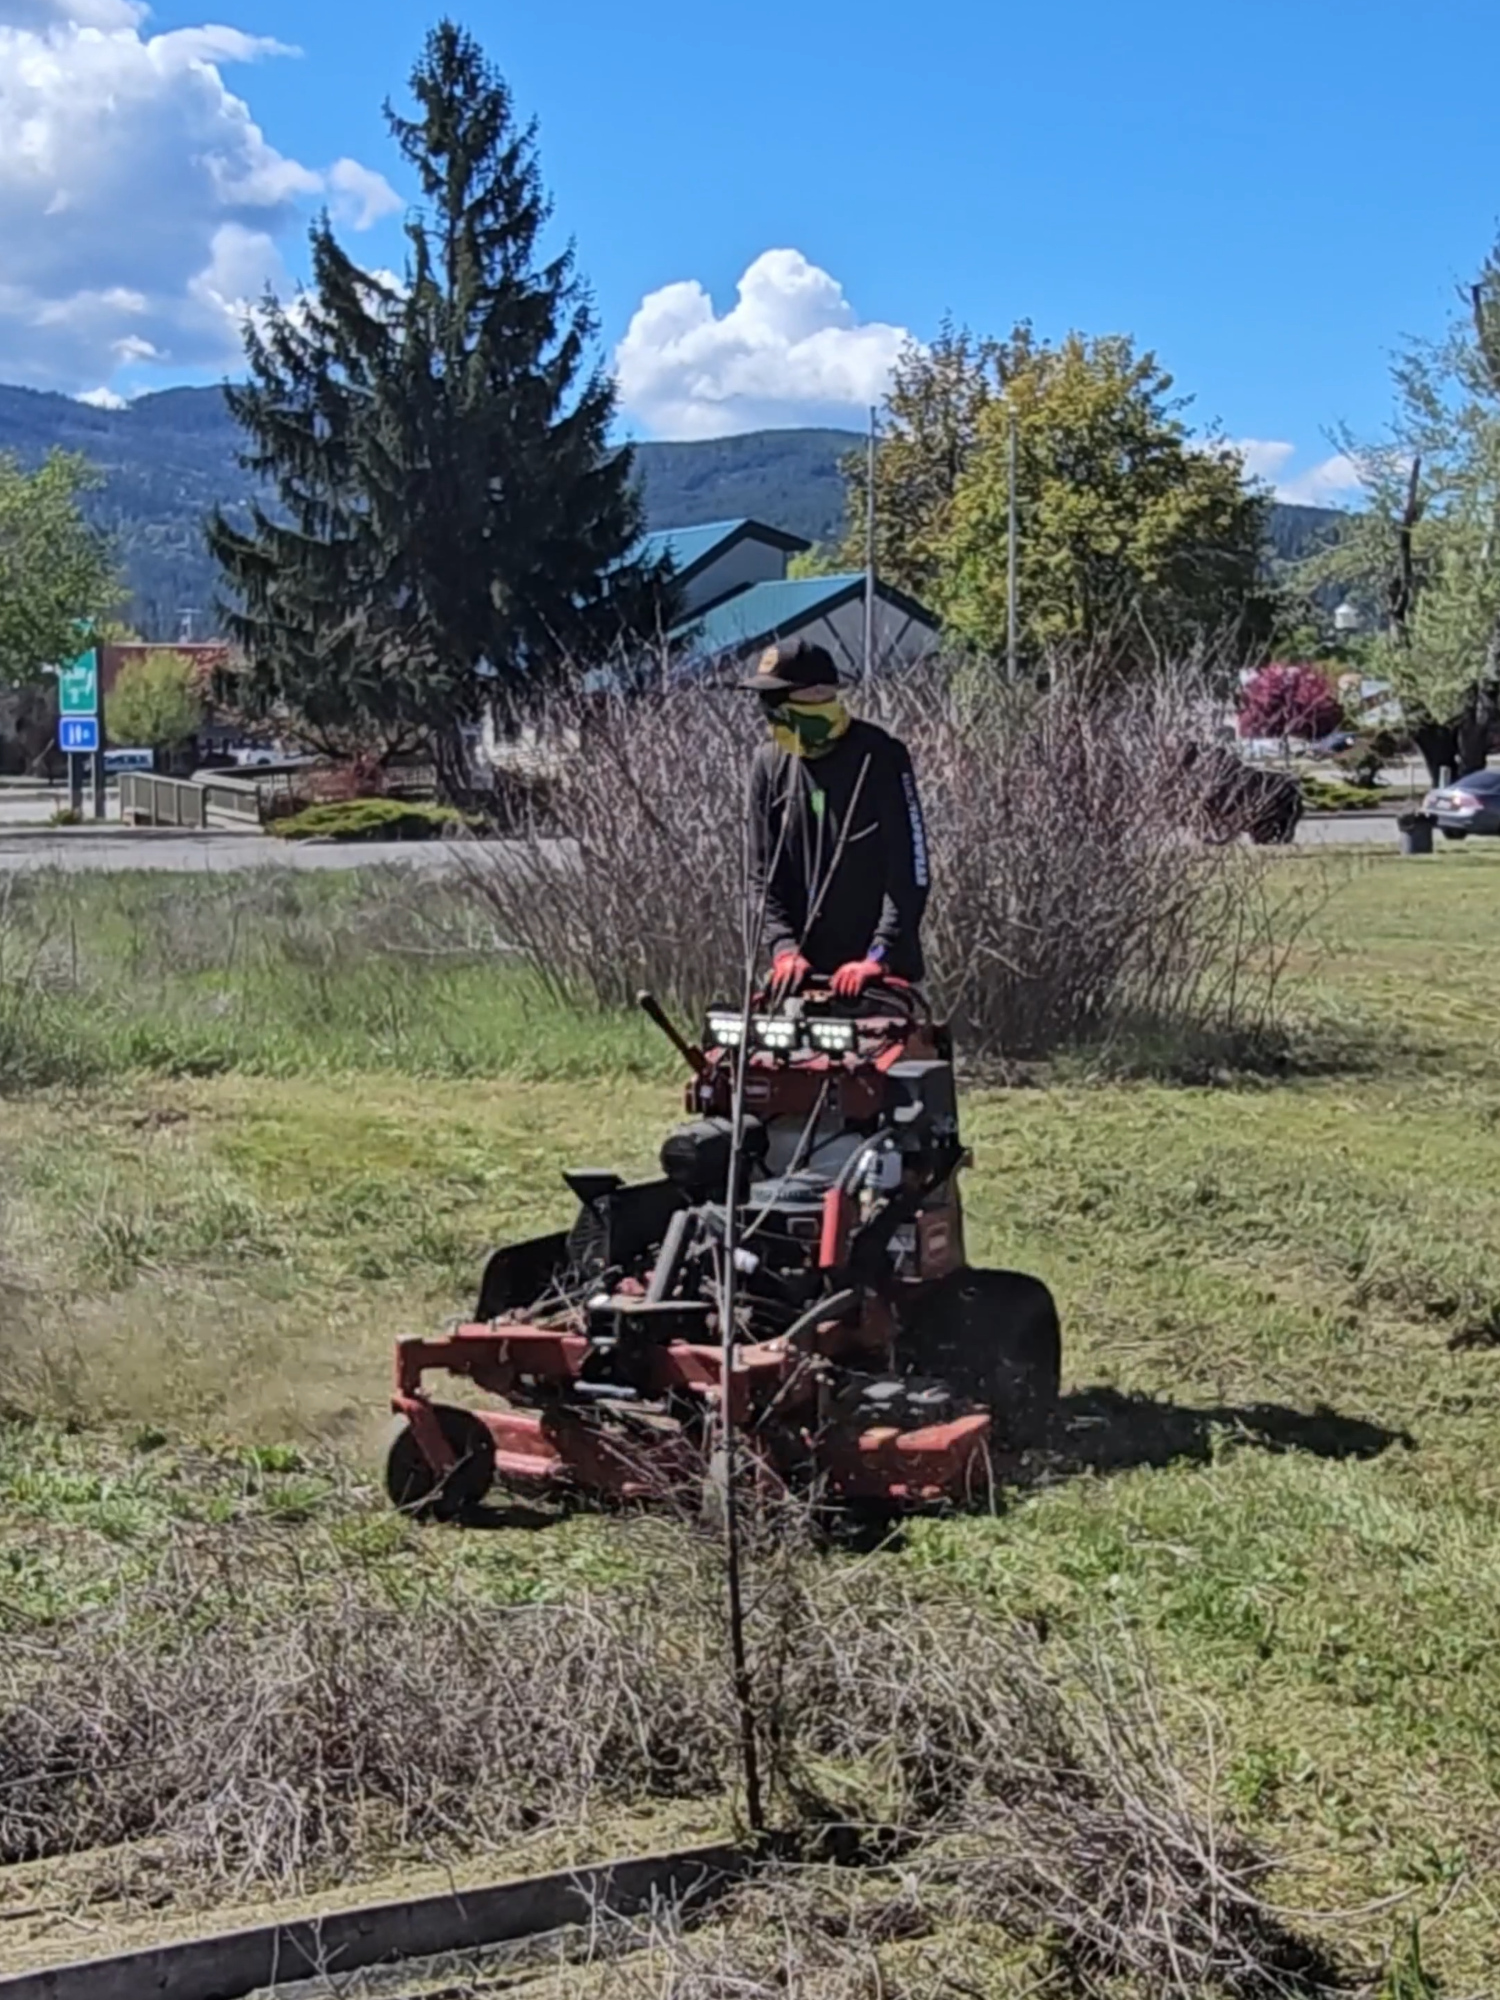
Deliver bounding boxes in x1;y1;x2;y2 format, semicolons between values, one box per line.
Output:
386;979;1061;1520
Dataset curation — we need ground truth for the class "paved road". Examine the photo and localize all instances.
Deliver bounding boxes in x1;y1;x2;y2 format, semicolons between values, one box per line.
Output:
0;815;1410;872
1292;816;1402;848
0;832;547;871
0;787;127;828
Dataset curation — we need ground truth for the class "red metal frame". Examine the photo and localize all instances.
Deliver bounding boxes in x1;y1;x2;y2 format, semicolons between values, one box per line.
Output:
394;1295;987;1507
392;983;987;1509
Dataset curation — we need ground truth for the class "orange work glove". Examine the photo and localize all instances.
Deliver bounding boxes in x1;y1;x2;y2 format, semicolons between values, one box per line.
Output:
769;950;812;993
830;957;884;999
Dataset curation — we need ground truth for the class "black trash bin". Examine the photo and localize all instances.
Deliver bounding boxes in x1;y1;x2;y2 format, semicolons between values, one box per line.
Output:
1398;812;1434;856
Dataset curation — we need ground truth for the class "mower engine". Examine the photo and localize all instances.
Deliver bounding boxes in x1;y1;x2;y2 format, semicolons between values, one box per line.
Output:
386;979;1060;1518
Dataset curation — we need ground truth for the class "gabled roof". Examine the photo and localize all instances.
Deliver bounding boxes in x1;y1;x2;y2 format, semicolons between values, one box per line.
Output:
641;517;811;583
671;572;938;658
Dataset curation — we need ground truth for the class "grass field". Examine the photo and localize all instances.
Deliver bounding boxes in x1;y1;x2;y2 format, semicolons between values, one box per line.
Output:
2;850;1499;1993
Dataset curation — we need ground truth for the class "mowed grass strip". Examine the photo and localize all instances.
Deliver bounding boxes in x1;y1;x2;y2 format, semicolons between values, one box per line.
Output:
0;847;1498;1984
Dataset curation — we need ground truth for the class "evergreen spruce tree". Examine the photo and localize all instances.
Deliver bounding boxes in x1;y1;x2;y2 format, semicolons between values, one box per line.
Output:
209;21;670;797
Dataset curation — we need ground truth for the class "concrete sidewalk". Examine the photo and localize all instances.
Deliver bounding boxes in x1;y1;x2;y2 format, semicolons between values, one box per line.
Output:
0;817;1413;874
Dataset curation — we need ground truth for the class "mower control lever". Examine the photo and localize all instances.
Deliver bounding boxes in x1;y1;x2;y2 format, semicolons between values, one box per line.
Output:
636;989;707;1074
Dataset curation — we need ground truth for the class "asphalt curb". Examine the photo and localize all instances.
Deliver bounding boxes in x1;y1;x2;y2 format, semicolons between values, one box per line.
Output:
0;825;255;843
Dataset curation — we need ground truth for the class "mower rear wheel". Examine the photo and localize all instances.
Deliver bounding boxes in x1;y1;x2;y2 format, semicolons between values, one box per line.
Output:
905;1267;1061;1451
385;1405;495;1520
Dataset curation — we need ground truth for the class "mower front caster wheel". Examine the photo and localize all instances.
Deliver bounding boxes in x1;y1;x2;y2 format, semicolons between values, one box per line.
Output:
386;1405;495;1520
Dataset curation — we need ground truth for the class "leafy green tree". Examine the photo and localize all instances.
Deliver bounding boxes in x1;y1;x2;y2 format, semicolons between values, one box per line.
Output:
1308;246;1500;782
786;543;844;580
0;451;120;686
842;329;1273;673
107;649;204;755
941;336;1273;669
209;21;671;799
838;319;1034;602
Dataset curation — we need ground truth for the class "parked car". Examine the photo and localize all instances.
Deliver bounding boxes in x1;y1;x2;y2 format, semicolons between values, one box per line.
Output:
1176;742;1303;845
1309;731;1357;756
1420;767;1500;839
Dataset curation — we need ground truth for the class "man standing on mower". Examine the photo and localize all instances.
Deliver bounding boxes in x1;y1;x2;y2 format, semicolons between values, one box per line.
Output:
743;640;930;998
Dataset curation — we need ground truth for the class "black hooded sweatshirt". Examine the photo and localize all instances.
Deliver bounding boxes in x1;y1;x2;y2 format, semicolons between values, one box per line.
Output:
747;717;930;981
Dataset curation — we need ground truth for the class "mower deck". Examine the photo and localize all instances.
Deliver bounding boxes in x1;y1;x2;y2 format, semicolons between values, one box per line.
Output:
394;1322;994;1508
386;981;1059;1521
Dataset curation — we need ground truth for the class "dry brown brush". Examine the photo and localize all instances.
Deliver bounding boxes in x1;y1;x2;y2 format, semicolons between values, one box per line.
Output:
458;662;1308;1067
0;1526;1352;1993
0;1576;727;1892
457;695;748;1020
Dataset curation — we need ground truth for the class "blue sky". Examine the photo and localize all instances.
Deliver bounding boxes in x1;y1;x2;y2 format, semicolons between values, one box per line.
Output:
7;0;1500;500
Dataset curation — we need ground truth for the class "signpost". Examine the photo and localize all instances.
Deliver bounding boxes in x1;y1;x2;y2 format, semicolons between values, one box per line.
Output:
55;645;105;818
104;748;153;774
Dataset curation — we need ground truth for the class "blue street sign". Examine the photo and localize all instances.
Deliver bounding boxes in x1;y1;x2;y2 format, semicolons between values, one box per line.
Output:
58;716;100;754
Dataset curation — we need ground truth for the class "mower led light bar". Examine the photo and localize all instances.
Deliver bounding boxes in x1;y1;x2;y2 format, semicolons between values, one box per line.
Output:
753;1016;799;1051
705;1013;862;1054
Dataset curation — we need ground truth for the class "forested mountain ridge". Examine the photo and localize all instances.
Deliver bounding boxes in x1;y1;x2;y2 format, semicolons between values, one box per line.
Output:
0;381;1350;638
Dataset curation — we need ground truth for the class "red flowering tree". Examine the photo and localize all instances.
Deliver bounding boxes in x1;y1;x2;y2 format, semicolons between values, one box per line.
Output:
1237;663;1341;742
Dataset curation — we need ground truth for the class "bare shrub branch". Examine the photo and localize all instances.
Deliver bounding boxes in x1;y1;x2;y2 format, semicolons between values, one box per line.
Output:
0;1525;1357;1992
455;659;1312;1068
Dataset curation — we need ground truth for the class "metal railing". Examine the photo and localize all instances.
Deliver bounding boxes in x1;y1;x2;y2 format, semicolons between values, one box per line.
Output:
119;764;444;829
120;773;262;830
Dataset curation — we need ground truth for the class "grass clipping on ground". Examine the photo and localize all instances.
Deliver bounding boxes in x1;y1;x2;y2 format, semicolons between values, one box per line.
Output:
0;1513;1346;1999
4;856;1500;1990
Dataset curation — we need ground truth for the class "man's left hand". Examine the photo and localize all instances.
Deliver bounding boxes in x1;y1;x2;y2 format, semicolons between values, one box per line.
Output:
830;957;884;999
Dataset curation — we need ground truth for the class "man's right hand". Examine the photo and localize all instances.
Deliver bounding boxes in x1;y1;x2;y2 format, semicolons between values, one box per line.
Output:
769;950;812;994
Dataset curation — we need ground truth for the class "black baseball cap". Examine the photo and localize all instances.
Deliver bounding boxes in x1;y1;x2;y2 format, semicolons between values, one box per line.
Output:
738;639;841;696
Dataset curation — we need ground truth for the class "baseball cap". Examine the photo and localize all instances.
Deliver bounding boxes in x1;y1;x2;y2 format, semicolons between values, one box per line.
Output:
737;639;841;696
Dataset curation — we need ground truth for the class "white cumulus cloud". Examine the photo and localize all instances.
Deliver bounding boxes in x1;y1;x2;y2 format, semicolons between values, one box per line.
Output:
1230;438;1363;507
1275;452;1362;506
328;156;403;232
1232;439;1295;484
0;1;399;394
616;248;910;439
0;0;144;25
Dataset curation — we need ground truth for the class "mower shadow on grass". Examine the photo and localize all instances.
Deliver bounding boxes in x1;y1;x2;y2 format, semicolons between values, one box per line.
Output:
1037;1384;1414;1478
455;1497;568;1531
823;1388;1416;1555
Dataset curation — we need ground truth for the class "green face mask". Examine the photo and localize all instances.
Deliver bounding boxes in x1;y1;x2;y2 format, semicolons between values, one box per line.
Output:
768;697;852;758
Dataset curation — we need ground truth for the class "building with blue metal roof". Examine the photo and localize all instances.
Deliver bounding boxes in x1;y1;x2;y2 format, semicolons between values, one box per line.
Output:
606;513;943;679
640;518;811;619
670;569;940;678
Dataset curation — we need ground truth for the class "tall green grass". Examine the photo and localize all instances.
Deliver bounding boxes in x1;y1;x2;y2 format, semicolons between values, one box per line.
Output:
0;870;677;1090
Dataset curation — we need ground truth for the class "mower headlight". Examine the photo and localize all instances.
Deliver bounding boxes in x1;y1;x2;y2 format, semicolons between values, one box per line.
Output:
808;1019;856;1054
753;1016;799;1051
706;1012;746;1048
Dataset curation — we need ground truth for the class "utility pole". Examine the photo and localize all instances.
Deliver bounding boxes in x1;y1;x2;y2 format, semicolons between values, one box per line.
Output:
862;404;877;693
1006;402;1019;682
92;640;109;821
